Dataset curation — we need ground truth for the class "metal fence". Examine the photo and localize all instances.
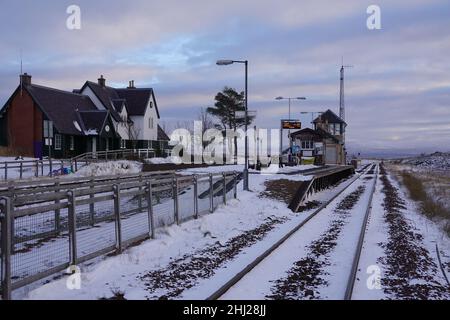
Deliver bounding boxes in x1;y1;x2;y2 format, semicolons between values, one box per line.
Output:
0;148;168;181
0;170;239;299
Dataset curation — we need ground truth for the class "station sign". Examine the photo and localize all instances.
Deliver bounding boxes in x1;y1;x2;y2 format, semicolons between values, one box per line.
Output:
281;120;301;129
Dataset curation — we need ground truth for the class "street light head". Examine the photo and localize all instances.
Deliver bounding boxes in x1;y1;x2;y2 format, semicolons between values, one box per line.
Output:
275;96;284;100
216;60;234;66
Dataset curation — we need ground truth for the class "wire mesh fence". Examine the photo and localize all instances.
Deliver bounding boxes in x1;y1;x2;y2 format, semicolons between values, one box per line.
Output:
0;170;239;299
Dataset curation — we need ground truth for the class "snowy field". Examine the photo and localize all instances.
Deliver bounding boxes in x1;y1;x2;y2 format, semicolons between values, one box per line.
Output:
20;166;339;300
8;160;448;300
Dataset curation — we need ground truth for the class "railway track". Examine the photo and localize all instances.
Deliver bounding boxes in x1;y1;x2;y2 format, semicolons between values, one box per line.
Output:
206;163;378;300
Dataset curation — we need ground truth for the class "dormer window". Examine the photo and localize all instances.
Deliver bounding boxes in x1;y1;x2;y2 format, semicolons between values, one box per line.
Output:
149;101;153;108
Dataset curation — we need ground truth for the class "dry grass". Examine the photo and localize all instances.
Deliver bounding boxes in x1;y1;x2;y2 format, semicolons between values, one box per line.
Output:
399;170;450;236
0;146;19;157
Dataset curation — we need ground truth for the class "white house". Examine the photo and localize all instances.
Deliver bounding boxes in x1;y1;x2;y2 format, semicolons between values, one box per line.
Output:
76;76;169;152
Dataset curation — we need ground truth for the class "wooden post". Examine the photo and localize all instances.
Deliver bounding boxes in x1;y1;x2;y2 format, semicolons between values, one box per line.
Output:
89;177;95;226
54;178;61;233
173;178;179;225
233;172;238;199
4;162;7;180
209;174;213;213
146;181;155;239
1;197;12;300
19;162;23;179
194;175;199;219
138;174;143;211
222;173;226;205
49;158;53;177
7;181;15;252
35;160;39;177
113;185;122;253
67;191;77;266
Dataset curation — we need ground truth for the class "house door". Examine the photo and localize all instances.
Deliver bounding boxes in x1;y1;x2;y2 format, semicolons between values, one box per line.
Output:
325;145;337;164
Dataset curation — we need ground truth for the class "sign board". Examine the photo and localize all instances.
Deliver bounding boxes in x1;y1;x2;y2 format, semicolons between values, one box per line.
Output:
291;145;301;154
45;138;53;146
281;120;301;129
43;120;54;138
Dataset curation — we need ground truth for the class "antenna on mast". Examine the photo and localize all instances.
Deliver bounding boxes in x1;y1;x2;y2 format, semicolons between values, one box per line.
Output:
339;57;353;121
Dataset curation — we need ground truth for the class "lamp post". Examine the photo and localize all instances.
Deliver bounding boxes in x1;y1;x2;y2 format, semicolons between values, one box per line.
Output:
216;59;249;191
275;96;306;148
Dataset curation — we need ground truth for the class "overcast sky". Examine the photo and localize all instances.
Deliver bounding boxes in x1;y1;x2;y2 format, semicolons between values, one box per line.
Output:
1;0;449;155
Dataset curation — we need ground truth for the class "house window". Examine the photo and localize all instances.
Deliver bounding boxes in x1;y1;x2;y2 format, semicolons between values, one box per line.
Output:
69;136;75;151
148;117;153;129
55;134;62;150
301;141;313;149
149;101;153;108
120;139;126;149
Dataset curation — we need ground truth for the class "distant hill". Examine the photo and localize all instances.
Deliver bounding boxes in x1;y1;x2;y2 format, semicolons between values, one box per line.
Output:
393;152;450;171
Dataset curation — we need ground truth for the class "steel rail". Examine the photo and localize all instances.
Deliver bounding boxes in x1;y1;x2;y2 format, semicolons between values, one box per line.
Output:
344;164;378;300
207;163;374;300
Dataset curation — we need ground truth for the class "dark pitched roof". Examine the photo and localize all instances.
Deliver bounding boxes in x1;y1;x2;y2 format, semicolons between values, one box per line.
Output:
25;84;97;135
290;127;339;143
82;81;122;122
111;99;127;113
313;109;346;124
77;110;108;134
81;81;159;119
290;128;318;137
157;125;169;141
116;88;159;117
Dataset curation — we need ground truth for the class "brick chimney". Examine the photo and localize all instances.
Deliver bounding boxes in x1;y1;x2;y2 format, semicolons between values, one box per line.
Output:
127;80;136;89
20;73;32;86
98;75;106;87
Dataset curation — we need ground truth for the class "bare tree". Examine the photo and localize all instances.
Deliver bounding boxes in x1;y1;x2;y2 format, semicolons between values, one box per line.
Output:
124;121;141;150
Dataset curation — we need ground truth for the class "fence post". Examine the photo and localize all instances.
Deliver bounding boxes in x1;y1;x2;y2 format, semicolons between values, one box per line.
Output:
54;178;61;233
233;172;237;199
222;173;227;205
35;160;39;178
40;160;44;176
49;158;53;177
146;181;155;239
60;161;64;175
209;173;213;213
19;162;23;180
193;175;199;219
173;178;179;225
89;177;95;226
138;174;143;211
75;159;78;172
113;185;122;253
7;182;15;252
1;197;12;300
70;160;74;173
4;162;7;180
67;190;77;266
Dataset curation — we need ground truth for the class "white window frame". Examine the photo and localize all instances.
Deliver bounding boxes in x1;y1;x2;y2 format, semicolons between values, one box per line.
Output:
120;139;126;149
148;117;153;129
69;136;74;151
55;134;62;150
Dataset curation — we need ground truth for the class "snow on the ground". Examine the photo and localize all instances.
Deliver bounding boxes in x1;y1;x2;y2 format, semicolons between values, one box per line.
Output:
179;164;318;175
22;166;337;300
72;161;142;177
144;157;173;164
218;170;376;299
352;167;450;299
